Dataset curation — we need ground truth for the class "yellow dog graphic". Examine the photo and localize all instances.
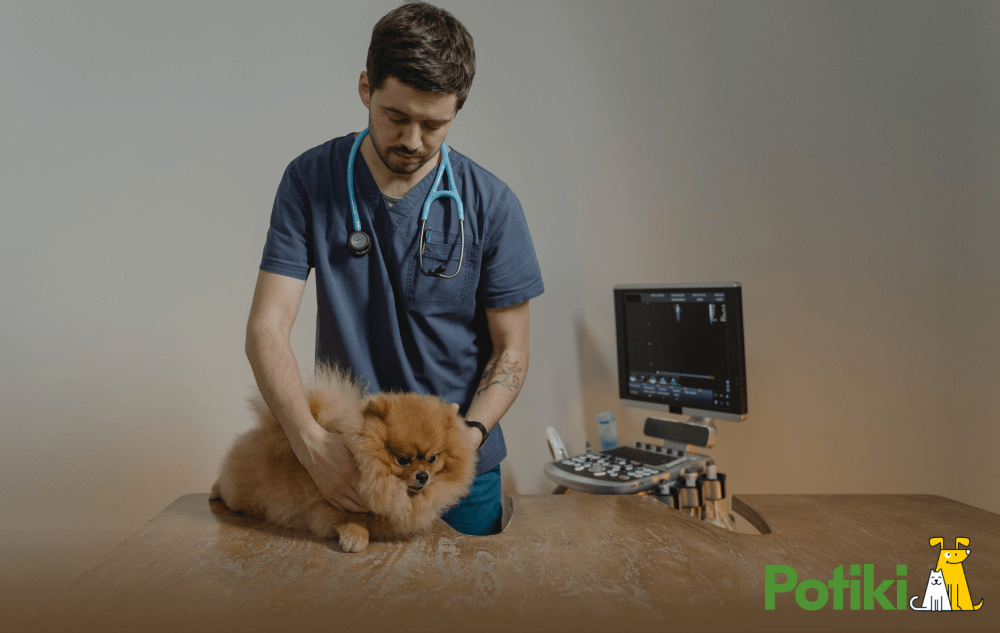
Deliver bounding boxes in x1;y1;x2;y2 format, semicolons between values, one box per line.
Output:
921;537;984;611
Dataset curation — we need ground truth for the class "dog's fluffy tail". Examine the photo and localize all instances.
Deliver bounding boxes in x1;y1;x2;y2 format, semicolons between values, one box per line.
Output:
312;362;369;398
242;362;369;432
306;363;369;432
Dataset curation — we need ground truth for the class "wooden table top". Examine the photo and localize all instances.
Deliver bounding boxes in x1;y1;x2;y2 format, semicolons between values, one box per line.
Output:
23;492;1000;633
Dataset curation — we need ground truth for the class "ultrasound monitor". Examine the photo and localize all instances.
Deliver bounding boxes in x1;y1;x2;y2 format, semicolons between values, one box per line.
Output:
542;283;747;497
613;283;747;423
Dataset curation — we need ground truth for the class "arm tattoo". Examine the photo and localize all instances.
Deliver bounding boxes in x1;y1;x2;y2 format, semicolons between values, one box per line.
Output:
476;352;523;397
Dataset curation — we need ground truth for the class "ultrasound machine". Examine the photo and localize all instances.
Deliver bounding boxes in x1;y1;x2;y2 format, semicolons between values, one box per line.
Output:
543;283;748;530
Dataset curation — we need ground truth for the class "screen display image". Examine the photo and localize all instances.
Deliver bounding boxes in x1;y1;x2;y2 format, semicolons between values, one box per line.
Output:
614;283;747;421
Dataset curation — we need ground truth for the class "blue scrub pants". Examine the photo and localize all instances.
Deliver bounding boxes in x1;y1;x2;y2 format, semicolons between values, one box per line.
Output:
440;465;503;535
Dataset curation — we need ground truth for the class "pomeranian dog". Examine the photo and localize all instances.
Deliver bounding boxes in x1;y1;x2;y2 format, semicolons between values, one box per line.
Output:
211;364;476;552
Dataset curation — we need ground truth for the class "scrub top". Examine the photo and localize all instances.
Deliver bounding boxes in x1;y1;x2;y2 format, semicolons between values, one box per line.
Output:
260;133;545;474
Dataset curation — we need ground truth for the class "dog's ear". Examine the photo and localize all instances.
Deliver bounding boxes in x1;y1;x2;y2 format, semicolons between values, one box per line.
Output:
448;402;460;415
363;397;389;420
956;537;970;548
929;537;943;549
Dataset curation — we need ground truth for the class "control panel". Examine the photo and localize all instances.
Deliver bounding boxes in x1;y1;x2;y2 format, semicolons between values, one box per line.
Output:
543;441;706;495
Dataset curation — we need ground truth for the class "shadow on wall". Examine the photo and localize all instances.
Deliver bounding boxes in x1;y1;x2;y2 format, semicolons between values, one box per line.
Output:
574;317;646;450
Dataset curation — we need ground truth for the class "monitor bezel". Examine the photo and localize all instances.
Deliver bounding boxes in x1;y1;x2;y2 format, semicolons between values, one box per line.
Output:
613;282;748;422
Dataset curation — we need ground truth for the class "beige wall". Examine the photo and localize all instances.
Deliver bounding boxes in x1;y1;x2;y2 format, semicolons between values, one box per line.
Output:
1;0;992;622
957;1;1000;514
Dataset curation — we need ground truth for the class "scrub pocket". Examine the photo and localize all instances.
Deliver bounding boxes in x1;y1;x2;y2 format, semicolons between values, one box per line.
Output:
405;231;471;308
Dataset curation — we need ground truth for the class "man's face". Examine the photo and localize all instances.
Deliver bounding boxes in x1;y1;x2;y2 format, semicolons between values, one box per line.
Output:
360;74;458;175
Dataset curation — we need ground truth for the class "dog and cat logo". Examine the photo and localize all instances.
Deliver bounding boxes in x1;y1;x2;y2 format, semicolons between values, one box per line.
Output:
764;536;984;612
910;537;984;612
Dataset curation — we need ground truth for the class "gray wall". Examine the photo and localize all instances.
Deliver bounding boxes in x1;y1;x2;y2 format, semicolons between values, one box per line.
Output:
958;1;1000;511
1;0;994;620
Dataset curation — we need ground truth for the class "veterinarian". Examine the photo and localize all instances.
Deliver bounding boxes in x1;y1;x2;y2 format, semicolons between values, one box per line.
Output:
245;2;543;536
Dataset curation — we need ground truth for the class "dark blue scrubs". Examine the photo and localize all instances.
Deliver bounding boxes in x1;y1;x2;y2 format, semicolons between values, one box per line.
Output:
260;133;544;531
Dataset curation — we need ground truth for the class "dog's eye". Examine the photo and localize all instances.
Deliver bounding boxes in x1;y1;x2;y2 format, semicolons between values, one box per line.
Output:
397;456;412;466
944;552;951;558
428;455;437;464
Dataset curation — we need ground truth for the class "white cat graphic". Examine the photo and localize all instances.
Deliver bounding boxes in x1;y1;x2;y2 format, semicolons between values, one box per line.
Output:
910;569;952;611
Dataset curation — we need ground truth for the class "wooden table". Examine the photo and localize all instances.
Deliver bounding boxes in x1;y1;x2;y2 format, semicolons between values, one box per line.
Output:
22;493;1000;632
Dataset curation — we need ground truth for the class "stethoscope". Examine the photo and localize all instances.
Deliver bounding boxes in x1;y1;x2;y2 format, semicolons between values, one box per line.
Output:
346;127;465;279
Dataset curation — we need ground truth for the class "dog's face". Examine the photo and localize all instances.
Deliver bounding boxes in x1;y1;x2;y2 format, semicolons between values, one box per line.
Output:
362;394;465;494
929;537;973;572
941;549;971;565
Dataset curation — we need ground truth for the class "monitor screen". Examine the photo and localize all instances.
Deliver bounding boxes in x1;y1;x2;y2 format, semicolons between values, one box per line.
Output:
613;283;748;421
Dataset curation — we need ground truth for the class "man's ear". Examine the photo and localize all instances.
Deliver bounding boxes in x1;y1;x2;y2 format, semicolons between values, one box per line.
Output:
358;71;371;109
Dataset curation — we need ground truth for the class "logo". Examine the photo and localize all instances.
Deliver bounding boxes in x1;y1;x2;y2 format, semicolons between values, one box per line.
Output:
764;564;908;610
765;536;985;613
909;537;984;611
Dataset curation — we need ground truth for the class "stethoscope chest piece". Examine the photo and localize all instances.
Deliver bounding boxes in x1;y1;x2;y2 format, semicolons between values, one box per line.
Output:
348;230;372;256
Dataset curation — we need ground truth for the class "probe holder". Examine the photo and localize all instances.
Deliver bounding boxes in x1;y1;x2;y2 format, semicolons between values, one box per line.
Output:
643;416;716;451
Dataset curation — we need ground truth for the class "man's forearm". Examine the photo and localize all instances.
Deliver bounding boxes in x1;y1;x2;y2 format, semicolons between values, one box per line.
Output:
245;326;320;457
463;348;528;430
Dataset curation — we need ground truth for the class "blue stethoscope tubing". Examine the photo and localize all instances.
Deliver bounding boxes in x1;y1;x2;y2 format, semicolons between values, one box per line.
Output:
346;127;465;278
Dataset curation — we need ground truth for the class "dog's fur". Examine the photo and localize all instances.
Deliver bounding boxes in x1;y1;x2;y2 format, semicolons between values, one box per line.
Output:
210;365;476;552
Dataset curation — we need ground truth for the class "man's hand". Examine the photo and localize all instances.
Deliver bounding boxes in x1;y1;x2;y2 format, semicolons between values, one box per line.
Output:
299;425;369;513
244;271;369;513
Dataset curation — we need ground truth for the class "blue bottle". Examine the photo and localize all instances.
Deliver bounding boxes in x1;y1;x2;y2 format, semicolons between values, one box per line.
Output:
597;411;618;450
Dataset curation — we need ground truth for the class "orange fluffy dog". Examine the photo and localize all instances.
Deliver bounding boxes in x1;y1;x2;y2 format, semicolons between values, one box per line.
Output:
211;365;476;552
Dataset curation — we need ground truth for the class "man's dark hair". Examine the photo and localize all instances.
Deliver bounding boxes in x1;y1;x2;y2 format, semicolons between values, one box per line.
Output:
366;2;476;111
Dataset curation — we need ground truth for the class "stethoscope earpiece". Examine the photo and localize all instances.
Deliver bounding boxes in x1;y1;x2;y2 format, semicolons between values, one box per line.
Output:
348;230;372;256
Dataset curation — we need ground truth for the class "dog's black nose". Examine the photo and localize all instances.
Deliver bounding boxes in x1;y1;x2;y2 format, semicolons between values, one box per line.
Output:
416;471;429;485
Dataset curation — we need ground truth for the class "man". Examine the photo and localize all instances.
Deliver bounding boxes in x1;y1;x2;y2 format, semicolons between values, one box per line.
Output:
245;2;544;536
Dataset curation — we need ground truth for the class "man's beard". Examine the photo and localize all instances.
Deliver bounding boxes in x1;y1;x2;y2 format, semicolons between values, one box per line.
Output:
368;116;437;175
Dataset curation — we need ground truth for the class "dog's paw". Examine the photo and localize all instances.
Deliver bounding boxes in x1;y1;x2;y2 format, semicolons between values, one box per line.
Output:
337;523;370;553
